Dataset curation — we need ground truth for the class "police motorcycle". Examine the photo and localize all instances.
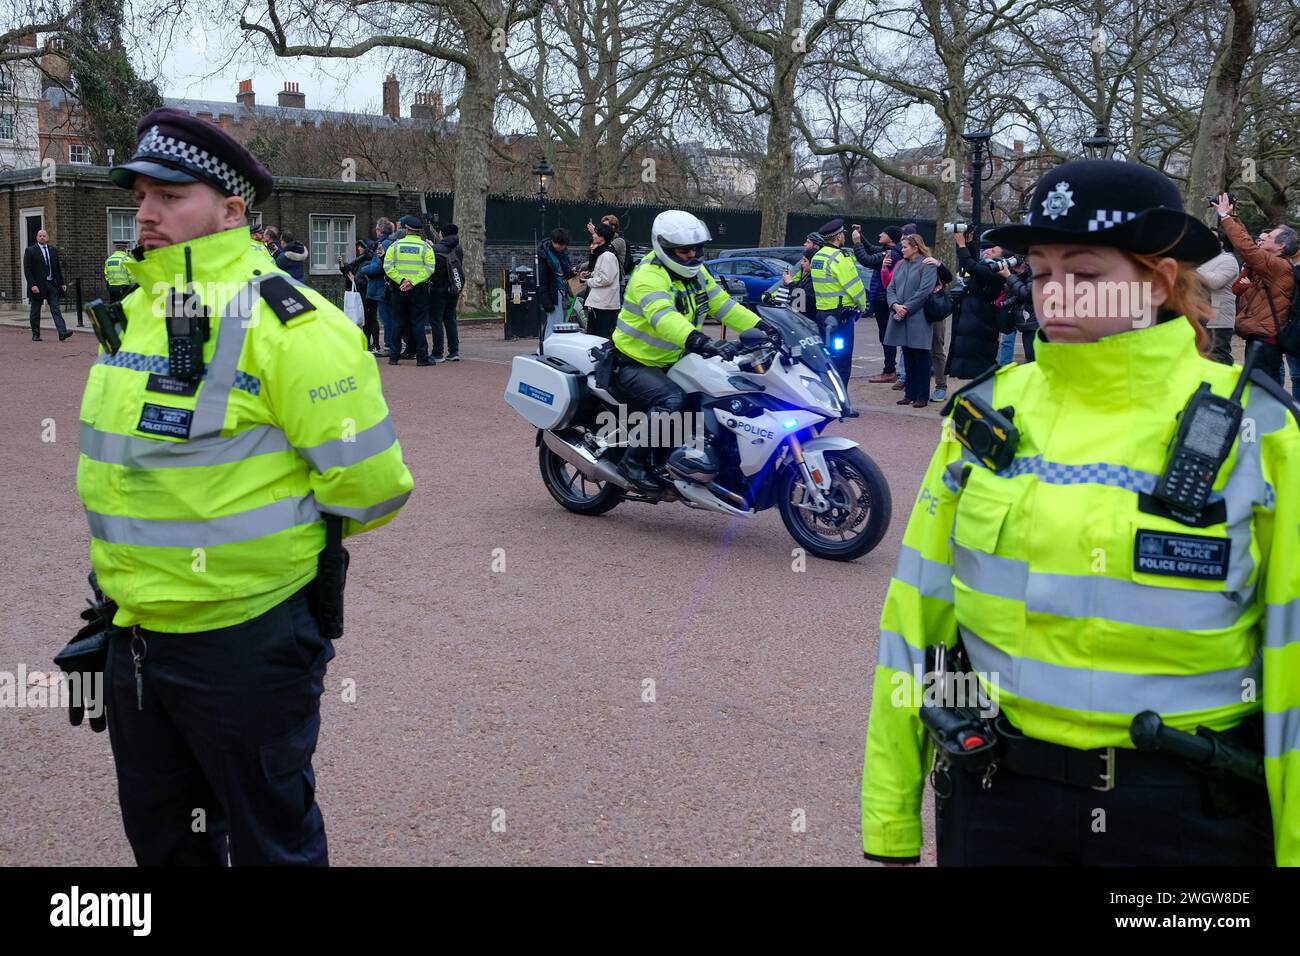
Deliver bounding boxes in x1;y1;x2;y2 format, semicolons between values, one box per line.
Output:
504;305;892;561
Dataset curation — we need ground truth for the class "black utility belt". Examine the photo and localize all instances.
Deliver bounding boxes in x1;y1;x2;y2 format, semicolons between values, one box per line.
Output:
996;720;1204;792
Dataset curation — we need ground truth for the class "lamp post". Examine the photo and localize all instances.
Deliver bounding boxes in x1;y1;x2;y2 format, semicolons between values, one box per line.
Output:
962;130;994;239
532;158;554;351
1081;125;1113;161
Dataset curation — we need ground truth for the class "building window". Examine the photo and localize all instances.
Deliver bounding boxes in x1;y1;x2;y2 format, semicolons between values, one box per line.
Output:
310;215;355;273
70;143;92;164
106;208;138;252
247;210;262;228
0;114;13;141
0;73;12;96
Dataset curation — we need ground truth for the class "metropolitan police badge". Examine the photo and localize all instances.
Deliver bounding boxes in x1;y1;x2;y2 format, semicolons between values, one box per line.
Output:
1041;181;1075;221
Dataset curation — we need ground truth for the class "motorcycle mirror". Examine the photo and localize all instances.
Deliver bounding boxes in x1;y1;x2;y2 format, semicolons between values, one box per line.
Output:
739;328;768;346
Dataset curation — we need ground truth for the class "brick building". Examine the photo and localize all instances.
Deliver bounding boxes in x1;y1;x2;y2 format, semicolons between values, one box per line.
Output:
1;163;426;307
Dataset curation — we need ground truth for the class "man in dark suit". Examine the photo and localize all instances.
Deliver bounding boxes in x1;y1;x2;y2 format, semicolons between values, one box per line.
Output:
23;229;72;341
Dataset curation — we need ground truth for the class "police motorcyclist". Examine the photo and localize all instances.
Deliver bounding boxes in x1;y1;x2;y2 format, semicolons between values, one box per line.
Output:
611;210;762;491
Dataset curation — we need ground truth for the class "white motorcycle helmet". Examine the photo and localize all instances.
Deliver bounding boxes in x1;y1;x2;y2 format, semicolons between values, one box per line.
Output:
651;210;712;280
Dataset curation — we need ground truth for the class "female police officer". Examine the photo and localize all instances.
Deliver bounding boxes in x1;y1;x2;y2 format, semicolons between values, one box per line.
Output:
861;160;1300;866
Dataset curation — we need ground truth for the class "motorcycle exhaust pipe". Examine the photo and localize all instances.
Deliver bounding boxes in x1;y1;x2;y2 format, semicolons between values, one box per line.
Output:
542;429;631;490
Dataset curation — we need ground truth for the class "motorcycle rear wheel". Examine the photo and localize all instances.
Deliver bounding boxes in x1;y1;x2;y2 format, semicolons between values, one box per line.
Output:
538;441;625;515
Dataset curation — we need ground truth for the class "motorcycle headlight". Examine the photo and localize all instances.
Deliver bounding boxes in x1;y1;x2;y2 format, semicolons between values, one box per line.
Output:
800;376;839;414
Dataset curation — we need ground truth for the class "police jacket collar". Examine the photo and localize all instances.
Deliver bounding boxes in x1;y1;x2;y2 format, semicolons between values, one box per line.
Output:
1033;316;1199;404
125;226;256;291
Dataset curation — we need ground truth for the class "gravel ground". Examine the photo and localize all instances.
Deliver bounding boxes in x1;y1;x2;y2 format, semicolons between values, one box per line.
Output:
0;317;970;866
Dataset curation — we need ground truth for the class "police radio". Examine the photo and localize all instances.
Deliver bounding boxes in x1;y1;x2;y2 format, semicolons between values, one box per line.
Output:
166;247;210;382
87;298;127;355
1152;354;1253;523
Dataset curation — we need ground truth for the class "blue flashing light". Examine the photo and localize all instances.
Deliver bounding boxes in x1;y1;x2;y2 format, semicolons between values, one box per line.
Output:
832;336;845;351
783;418;798;430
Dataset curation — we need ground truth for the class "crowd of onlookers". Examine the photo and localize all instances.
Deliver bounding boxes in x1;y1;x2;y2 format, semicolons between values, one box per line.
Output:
535;214;638;339
250;216;466;363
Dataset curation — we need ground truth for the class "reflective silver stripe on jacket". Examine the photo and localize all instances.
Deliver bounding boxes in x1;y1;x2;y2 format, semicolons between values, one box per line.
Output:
712;296;737;321
616;318;678;352
893;544;955;602
878;628;927;675
953;543;1253;632
80;421;292;469
189;275;275;439
319;490;410;524
1266;599;1300;649
296;416;399;473
961;625;1261;715
1265;706;1300;759
86;494;321;547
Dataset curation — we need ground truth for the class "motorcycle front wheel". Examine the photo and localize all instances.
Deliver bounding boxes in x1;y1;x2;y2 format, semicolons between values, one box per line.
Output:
776;447;891;561
538;440;625;516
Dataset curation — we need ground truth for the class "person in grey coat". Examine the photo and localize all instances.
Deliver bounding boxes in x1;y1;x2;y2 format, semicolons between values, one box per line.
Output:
884;233;940;407
1197;229;1241;365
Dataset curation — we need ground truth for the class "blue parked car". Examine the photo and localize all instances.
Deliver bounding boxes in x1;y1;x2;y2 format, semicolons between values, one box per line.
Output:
705;255;794;304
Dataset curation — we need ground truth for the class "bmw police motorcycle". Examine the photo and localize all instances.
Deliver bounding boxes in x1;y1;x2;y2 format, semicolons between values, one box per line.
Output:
504;268;892;562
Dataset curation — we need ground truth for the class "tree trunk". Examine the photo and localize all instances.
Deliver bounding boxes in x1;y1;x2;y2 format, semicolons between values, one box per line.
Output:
1184;0;1258;213
452;32;499;311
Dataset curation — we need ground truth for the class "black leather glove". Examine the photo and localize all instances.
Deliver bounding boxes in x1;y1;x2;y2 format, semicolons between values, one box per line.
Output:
684;330;720;357
53;573;115;732
714;339;741;361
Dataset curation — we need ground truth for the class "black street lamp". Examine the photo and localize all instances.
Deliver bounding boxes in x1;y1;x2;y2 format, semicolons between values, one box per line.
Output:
533;158;553;235
962;130;994;238
1081;125;1113;161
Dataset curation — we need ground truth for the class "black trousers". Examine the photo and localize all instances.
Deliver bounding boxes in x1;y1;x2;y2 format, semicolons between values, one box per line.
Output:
1249;339;1285;385
936;756;1274;866
587;307;618;340
29;287;67;336
108;285;133;305
872;298;897;373
611;357;687;466
390;284;429;361
105;586;334;866
427;287;461;357
902;346;932;402
362;297;380;349
1209;327;1234;365
819;306;856;382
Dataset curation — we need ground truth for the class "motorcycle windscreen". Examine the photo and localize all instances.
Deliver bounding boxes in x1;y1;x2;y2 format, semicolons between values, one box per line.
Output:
755;304;829;373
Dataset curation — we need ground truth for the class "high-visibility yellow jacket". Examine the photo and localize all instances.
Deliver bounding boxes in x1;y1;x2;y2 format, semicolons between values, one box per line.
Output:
77;226;413;633
810;244;867;313
862;318;1300;865
103;251;132;287
383;234;437;287
612;253;759;367
249;239;274;264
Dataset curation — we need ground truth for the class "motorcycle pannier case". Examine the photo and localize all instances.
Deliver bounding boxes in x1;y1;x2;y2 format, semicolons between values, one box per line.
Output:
505;354;586;430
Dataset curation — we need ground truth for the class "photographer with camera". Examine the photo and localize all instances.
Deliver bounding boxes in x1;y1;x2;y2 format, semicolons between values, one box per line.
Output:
1215;193;1298;389
995;256;1037;364
946;226;1007;379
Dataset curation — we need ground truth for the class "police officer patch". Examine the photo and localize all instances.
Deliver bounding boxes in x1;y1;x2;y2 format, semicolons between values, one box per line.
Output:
137;403;193;439
1133;530;1229;581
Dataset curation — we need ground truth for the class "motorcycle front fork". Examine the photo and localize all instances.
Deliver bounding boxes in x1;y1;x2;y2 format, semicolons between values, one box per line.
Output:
786;435;831;513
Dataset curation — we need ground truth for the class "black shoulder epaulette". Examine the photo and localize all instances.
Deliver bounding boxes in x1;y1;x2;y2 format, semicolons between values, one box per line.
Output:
259;274;316;325
1248;368;1300;428
939;363;1000;417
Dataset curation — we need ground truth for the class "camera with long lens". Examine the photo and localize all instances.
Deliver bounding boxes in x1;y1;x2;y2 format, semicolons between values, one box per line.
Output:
985;256;1022;270
942;222;974;235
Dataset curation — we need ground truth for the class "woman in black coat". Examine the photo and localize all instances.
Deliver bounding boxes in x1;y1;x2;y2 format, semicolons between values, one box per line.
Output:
946;230;1007;380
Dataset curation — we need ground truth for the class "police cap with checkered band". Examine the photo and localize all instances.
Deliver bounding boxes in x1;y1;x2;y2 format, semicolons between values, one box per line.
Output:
109;108;273;207
983;160;1219;264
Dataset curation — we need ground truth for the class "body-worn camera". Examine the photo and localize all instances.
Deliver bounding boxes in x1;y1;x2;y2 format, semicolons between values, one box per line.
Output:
951;392;1019;472
87;298;128;355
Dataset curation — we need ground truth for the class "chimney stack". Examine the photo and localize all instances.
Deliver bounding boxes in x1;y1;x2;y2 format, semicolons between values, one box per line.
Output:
237;79;256;110
277;81;305;109
410;91;445;122
382;74;400;121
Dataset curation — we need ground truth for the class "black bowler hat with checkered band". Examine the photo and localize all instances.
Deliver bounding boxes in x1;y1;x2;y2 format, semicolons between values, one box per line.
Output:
109;108;273;207
984;160;1219;264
